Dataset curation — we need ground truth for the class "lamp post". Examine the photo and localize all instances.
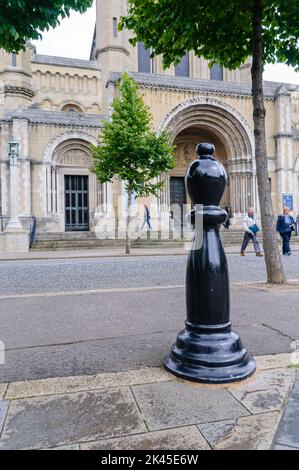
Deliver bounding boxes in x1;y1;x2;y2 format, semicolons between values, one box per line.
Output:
164;143;256;383
6;139;23;232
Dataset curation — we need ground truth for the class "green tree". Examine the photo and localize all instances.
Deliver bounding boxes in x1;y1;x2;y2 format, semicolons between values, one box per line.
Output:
91;72;175;254
120;0;299;284
0;0;93;52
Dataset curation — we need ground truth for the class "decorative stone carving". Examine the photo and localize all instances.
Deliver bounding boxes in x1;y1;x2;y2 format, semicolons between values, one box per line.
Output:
56;149;91;167
43;131;97;164
174;142;196;164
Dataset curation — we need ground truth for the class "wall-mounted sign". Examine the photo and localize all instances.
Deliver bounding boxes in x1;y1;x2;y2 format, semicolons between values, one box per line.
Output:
282;193;293;211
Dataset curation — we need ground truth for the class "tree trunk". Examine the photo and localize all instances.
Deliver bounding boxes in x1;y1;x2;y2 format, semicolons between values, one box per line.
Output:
251;0;286;284
126;189;132;254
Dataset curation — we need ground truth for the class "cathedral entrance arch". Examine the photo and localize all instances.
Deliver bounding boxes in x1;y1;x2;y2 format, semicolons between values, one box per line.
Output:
159;98;256;215
42;131;105;232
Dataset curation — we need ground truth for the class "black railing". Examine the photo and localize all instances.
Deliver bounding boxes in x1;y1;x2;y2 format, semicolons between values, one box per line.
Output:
29;215;37;248
0;216;10;232
0;216;37;244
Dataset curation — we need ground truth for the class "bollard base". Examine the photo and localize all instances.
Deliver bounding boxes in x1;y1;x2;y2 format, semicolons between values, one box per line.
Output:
163;322;256;384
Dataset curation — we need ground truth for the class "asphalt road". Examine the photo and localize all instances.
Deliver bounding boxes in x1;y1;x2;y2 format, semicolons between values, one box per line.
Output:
0;252;299;295
0;253;298;382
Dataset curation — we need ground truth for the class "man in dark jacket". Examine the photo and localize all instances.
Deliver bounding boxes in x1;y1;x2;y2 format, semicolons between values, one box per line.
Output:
276;207;295;255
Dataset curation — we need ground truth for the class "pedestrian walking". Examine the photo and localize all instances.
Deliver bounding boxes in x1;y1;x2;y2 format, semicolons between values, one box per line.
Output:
240;207;263;257
276;207;295;255
141;204;152;230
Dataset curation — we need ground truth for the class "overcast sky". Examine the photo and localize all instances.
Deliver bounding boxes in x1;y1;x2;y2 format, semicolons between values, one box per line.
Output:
32;1;299;85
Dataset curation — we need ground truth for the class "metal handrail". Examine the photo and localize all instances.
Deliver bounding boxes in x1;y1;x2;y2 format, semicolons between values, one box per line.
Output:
29;216;37;248
0;215;37;237
0;216;9;232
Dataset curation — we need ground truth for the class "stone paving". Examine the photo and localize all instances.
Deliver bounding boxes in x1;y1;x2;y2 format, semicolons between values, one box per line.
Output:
0;354;297;450
272;369;299;450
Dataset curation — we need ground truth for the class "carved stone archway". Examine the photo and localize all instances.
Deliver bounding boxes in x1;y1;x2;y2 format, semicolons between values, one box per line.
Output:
43;131;97;165
42;132;107;228
158;97;256;214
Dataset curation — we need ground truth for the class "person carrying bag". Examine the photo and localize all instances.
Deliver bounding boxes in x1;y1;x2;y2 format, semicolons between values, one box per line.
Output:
276;207;295;255
240;207;263;257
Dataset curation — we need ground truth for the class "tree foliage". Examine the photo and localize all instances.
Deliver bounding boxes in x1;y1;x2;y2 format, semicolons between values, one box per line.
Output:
120;0;299;71
91;72;175;198
0;0;93;52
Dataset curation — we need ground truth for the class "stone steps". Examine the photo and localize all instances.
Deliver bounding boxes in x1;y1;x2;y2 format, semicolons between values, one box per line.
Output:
31;233;185;250
31;230;299;251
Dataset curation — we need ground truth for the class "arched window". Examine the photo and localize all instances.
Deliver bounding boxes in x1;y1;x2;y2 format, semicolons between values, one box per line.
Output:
61;103;84;113
43;99;52;110
11;53;17;67
210;63;223;81
138;42;151;73
175;53;189;77
113;18;118;38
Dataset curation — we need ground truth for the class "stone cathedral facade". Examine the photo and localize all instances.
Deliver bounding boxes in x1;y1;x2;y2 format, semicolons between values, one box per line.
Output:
1;0;299;251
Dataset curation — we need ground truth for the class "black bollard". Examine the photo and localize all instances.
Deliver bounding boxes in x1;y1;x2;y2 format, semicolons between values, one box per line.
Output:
164;143;256;383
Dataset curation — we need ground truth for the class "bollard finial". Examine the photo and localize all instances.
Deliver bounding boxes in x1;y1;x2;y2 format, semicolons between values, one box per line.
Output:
196;142;215;157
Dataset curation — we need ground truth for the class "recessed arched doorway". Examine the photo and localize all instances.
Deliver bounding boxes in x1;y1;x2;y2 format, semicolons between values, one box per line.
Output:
171;126;230;210
42;131;107;233
158;98;256;218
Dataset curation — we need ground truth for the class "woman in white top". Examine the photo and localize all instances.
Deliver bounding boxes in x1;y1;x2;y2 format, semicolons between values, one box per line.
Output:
240;208;263;256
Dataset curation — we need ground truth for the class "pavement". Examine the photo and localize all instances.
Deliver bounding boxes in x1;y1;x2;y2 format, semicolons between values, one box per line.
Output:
0;354;298;450
1;243;299;261
0;246;186;261
1;248;299;450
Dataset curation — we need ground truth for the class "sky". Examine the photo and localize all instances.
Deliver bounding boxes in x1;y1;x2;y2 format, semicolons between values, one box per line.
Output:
32;1;299;85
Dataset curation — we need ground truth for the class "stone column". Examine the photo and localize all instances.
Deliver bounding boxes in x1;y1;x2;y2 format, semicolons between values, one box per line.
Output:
160;173;172;236
6;149;23;232
275;85;295;212
0;123;10;218
2;141;29;252
12;118;31;217
94;181;117;239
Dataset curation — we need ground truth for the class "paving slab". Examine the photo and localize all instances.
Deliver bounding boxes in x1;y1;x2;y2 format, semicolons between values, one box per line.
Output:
131;381;249;431
230;368;295;414
6;367;171;400
81;426;210;450
49;444;80;450
198;412;280;450
0;401;9;436
0;384;7;400
272;444;299;450
272;370;299;449
4;357;297;400
0;388;146;450
0;363;297;450
255;353;297;370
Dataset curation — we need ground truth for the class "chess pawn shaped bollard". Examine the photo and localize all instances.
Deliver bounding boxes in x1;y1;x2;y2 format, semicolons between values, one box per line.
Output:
164;143;256;383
